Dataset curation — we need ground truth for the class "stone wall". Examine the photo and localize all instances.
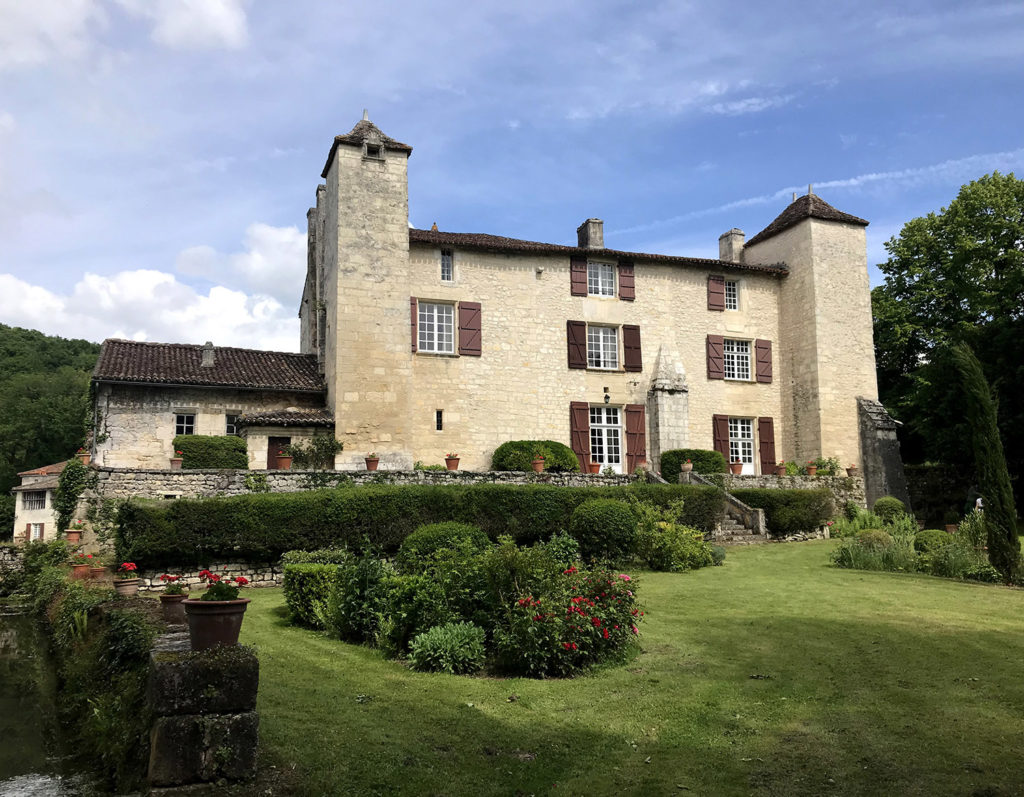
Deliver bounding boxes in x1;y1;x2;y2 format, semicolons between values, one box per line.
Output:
0;544;23;582
720;473;867;510
138;561;283;591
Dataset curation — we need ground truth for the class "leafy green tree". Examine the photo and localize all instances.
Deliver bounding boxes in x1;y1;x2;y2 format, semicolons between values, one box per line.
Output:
872;172;1024;505
950;343;1020;582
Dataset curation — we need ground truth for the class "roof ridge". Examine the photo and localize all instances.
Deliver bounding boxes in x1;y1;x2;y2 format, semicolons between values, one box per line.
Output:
99;339;317;358
745;193;868;248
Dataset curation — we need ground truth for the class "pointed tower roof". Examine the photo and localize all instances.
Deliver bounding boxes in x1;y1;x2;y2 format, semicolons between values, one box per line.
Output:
321;115;413;177
745;193;868;248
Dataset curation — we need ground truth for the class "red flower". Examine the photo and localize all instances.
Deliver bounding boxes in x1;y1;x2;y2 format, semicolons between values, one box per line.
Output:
532;614;543;622
602;628;609;639
591;617;601;627
234;576;249;586
563;642;571;650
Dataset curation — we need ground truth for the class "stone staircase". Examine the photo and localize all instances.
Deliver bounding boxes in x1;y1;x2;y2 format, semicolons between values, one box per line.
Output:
682;471;769;545
714;515;766;545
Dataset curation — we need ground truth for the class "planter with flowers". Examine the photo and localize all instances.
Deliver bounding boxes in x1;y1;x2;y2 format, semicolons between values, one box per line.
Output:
365;452;380;471
805;461;818;477
444;453;460;471
530;453;545;473
114;562;140;596
76;447;90;466
183;570;251;651
729;460;743;475
159;574;188;624
774;461;786;476
65;519;86;544
276;450;293;470
680;459;693;473
846;464;859;477
170;450;184;469
70;552;94;579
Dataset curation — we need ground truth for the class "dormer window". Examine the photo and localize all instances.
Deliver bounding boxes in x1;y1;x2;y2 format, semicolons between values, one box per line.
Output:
364;143;383;159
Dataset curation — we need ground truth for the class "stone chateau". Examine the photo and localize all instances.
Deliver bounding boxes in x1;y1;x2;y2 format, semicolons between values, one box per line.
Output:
85;113;883;479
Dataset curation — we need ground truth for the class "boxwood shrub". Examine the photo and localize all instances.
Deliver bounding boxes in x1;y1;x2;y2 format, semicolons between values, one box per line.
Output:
660;449;727;480
283;563;345;627
397;522;489;569
569;499;637;560
116;483;723;568
729;488;835;537
172;435;248;469
491;440;580;472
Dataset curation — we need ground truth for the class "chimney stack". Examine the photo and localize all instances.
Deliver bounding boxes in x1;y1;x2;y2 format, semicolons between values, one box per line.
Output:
718;228;745;264
576;218;604;249
201;341;215;368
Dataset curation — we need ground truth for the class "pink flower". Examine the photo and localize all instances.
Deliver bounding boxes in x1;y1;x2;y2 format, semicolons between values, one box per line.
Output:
618;574;631;582
631;625;639;635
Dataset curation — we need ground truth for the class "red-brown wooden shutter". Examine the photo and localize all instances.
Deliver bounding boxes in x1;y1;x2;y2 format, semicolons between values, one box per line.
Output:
570;402;591;469
706;334;725;379
625;404;646;472
707;275;726;310
758;417;776;474
617;261;635;301
458;301;482;356
623;325;643;372
567;320;587;369
25;523;31;539
410;297;418;353
570;257;588;296
755;339;773;383
712;414;730;462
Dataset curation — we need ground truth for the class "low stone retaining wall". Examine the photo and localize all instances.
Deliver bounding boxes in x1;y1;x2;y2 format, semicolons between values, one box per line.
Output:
139;561;283;592
721;474;866;510
0;544;23;576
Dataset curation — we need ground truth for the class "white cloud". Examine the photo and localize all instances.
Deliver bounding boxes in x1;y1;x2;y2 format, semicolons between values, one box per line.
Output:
116;0;248;50
0;0;105;71
706;94;796;116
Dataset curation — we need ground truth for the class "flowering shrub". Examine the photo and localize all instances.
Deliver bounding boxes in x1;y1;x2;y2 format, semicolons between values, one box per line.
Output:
196;569;249;601
409;621;486;674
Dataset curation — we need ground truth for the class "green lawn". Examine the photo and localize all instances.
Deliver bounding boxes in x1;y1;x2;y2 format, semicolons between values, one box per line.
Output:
241;542;1024;796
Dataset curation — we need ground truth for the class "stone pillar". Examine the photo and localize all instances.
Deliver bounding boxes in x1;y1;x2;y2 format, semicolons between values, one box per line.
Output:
576;218;604;249
718;228;744;263
857;397;911;511
647;347;689;474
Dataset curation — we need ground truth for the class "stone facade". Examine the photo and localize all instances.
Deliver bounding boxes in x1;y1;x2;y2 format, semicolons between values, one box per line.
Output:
720;473;867;510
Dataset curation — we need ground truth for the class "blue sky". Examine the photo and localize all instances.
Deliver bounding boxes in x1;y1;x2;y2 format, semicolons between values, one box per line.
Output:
1;0;1022;351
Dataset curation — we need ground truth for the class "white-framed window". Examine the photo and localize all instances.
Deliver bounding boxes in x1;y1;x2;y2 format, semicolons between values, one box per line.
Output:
440;249;454;282
587;325;618;370
418;301;455;354
590;406;623;473
225;413;240;436
587;262;615;296
30;523;44;541
725;280;739;310
23;491;46;510
728;417;755;474
175;413;196;436
723;339;751;380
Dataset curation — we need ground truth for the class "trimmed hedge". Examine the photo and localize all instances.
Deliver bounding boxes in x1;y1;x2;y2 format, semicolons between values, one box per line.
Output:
172;435;248;469
660;449;727;480
116;483;724;568
397;522;489;568
569;499;637;560
873;496;907;523
729;488;835;537
491;440;580;472
283;563;342;627
914;529;953;553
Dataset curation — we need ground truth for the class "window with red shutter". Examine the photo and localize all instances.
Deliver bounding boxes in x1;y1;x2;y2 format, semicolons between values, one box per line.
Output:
569;402;591;469
755;339;773;383
757;417;776;474
623;325;643;372
712;414;730;462
617;262;635;301
707;275;726;311
566;321;587;369
625;404;646;472
458;302;482;356
706;335;725;379
409;297;417;353
570;257;588;296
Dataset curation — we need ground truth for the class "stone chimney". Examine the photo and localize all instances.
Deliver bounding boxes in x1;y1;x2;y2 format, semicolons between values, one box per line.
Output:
577;218;604;249
718;228;745;264
201;341;215;368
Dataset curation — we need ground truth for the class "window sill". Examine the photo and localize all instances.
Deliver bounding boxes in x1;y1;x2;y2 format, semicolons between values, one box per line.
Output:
416;351;459;359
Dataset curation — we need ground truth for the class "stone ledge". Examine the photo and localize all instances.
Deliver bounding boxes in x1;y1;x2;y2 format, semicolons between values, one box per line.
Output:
148;711;259;787
149;643;259;716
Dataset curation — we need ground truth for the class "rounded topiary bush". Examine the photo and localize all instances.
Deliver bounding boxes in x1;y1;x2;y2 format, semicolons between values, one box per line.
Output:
409;621;487;674
873;496;907;523
857;528;894;550
491;440;580;472
914;529;953;553
397;522;490;568
660;449;727;480
569;499;637;561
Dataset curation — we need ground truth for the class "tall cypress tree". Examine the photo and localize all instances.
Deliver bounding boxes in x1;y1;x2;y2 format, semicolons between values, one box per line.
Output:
950;342;1020;582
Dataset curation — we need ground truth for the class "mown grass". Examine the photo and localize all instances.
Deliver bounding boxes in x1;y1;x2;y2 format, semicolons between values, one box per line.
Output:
241;542;1024;796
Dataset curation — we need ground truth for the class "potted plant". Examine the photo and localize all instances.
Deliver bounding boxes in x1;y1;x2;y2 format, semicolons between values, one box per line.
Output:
114;562;140;596
65;519;85;544
170;449;184;469
846;463;859;477
276;449;293;470
587;460;601;474
76;447;90;466
530;452;545;473
70;552;93;579
158;574;188;624
775;461;786;477
729;460;743;475
680;458;693;473
365;452;380;471
805;461;818;477
183;569;251;650
444;452;460;471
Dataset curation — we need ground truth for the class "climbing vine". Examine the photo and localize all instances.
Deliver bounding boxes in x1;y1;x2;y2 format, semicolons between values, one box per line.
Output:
54;458;95;533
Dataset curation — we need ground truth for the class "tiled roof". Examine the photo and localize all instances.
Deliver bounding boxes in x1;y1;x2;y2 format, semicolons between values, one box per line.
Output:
93;340;325;392
745;194;869;248
16;461;68;477
409;229;788;276
13;475;60;492
237;409;334;428
321;119;413;177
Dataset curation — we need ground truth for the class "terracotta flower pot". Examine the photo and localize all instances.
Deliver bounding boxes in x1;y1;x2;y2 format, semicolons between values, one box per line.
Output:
729;462;743;475
89;567;107;580
183;598;251;650
588;462;601;474
445;457;459;471
846;467;859;477
365;457;380;471
76;453;91;466
775;465;786;477
277;456;293;470
160;594;188;624
71;564;91;580
680;463;693;473
531;459;544;473
945;524;958;534
65;530;82;544
806;465;818;476
114;577;140;597
170;457;183;470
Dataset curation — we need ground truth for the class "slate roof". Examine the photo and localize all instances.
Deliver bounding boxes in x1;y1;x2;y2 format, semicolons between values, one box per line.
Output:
321;119;413;177
93;340;325;392
409;229;788;276
237;409;334;428
745;194;869;248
